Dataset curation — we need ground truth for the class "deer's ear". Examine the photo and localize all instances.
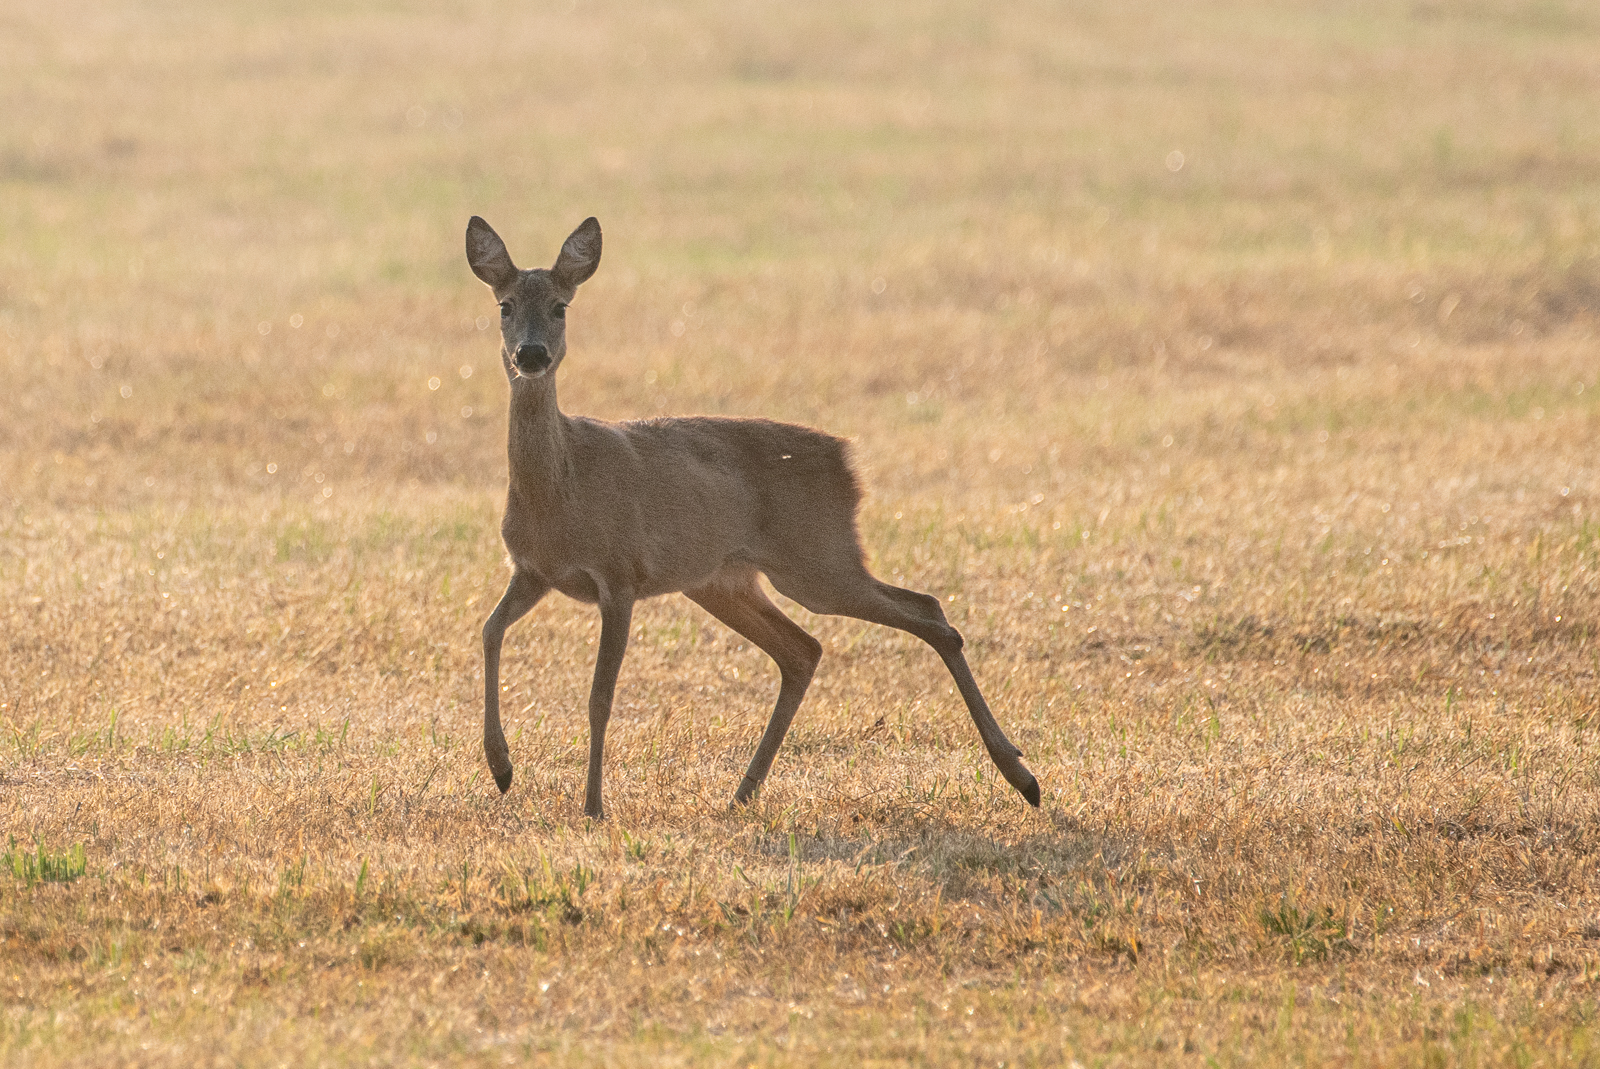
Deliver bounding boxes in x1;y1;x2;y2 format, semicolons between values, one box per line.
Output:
552;217;602;289
466;217;518;290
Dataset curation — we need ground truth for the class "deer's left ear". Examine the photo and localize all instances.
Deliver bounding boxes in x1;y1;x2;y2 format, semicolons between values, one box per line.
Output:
467;217;518;290
552;217;602;289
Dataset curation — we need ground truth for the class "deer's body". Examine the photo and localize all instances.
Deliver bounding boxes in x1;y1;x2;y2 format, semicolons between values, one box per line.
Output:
504;407;859;605
469;216;1041;818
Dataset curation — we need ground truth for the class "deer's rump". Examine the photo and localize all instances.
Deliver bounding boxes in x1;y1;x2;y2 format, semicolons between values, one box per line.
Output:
527;415;868;601
631;414;858;510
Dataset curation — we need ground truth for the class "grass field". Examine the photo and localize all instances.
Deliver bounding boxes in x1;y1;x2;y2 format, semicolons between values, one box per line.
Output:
5;0;1600;1063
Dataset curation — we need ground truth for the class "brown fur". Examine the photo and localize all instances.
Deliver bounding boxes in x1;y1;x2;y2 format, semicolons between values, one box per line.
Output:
468;216;1040;817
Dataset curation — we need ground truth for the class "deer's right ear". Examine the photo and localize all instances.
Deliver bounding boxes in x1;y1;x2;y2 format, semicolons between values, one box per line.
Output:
466;217;518;290
552;217;602;289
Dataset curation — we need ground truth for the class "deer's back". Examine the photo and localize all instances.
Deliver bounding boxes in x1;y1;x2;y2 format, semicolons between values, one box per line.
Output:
610;416;864;562
506;415;865;601
633;414;861;513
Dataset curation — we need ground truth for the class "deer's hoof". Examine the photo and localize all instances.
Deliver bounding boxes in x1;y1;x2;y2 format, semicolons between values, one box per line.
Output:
730;773;761;808
493;767;513;794
1020;775;1041;808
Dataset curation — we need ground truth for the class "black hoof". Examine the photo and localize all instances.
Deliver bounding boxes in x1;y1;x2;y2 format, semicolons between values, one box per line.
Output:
730;773;759;808
493;767;513;794
1020;776;1041;808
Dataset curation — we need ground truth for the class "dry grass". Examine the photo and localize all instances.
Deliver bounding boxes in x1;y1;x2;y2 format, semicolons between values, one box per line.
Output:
5;0;1600;1064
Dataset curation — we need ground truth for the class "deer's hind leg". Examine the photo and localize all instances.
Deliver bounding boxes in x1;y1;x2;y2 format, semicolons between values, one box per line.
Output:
765;565;1041;808
686;570;823;806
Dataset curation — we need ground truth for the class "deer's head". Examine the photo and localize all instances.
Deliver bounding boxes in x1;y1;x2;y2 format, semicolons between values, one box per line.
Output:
466;216;601;381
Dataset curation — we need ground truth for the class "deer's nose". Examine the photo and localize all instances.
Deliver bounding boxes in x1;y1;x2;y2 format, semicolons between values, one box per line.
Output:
514;342;551;372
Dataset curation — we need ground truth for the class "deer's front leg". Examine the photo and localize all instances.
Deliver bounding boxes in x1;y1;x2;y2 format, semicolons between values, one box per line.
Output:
583;590;635;819
482;570;549;793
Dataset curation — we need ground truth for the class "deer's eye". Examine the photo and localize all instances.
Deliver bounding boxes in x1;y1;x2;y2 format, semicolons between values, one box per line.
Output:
499;302;511;319
551;303;566;320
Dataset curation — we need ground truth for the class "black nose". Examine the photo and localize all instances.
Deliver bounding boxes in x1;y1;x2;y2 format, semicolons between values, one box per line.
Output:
514;342;551;372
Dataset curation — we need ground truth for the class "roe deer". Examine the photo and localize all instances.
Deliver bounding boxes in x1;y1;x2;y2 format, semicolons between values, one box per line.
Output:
468;215;1041;818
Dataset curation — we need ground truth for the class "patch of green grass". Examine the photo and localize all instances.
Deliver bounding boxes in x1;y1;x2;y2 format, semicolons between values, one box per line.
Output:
4;839;87;887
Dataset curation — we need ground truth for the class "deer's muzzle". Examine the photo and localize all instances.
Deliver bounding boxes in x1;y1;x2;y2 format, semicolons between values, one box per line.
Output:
513;342;552;375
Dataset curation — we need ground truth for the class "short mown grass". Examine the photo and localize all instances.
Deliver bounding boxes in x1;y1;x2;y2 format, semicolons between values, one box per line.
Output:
4;0;1600;1064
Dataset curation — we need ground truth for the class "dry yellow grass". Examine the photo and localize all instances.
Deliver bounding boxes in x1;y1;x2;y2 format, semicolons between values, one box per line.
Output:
4;0;1600;1064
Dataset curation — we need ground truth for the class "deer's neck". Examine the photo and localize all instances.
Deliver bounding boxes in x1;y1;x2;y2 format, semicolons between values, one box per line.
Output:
506;375;572;501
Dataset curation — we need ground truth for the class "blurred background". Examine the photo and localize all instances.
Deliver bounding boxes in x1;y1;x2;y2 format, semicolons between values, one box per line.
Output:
5;1;1600;1062
5;0;1596;510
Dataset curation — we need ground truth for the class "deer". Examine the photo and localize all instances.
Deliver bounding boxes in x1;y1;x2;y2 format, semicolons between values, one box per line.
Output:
468;215;1041;819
